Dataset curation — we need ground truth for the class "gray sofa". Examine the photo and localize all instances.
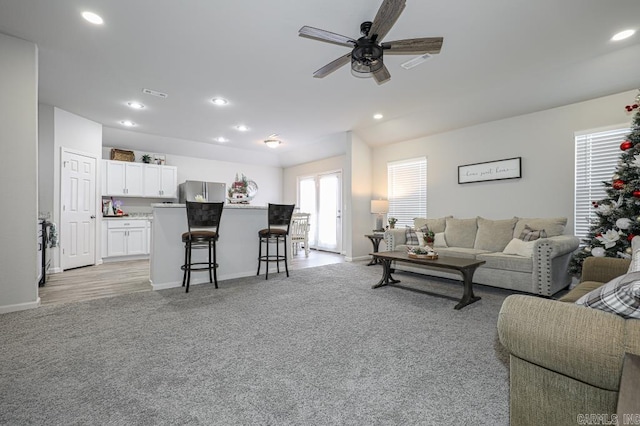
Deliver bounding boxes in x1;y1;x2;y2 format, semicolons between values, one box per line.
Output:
383;216;579;296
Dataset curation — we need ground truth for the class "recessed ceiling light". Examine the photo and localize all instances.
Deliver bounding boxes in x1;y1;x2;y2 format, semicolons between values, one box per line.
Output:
264;139;281;149
611;29;635;41
235;125;249;132
127;101;145;109
211;97;229;106
81;11;104;25
214;137;229;143
373;113;383;120
120;120;136;127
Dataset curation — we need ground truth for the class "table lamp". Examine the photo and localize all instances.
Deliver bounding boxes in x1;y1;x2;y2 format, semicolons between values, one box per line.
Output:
371;200;389;232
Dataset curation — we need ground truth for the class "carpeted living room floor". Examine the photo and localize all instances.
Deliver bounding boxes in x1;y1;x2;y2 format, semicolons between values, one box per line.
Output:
0;262;513;425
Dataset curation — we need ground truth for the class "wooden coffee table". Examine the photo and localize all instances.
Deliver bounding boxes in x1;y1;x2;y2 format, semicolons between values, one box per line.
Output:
371;251;486;310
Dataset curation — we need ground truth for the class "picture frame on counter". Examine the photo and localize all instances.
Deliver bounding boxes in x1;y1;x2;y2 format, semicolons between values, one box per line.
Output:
458;157;521;184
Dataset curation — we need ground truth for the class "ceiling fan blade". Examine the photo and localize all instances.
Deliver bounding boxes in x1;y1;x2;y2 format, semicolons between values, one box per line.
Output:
382;37;444;54
373;64;391;85
299;26;356;48
313;53;352;78
368;0;406;41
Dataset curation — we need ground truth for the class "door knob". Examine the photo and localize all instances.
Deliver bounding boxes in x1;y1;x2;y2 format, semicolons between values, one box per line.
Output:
90;215;96;219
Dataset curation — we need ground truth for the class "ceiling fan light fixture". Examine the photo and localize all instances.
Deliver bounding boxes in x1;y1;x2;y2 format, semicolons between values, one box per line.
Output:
351;39;384;77
264;139;281;149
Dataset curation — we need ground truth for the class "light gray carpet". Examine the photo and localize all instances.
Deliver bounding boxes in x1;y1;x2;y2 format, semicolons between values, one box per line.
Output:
0;262;512;425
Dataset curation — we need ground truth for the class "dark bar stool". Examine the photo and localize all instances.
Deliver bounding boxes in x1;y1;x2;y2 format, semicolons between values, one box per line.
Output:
257;203;296;280
181;201;224;293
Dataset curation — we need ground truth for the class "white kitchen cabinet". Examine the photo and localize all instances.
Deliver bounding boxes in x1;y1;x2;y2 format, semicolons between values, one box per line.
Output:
103;160;144;196
103;219;148;258
143;164;177;198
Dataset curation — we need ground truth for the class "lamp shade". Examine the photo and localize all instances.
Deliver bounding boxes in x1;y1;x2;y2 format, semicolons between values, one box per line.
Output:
371;199;389;214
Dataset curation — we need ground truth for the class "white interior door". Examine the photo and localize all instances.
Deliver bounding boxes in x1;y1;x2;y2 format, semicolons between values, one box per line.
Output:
61;150;97;269
297;171;342;253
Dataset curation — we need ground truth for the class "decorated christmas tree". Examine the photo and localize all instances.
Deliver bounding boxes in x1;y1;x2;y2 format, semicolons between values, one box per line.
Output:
569;91;640;275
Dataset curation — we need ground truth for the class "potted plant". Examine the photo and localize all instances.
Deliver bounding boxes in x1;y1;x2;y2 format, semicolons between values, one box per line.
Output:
141;154;151;164
388;217;398;229
423;229;435;246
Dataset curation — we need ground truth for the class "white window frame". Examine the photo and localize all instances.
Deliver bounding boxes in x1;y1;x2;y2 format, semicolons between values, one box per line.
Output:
387;157;427;228
574;124;630;242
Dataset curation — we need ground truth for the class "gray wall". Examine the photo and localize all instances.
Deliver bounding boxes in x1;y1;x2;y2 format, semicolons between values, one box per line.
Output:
371;90;636;233
0;33;39;313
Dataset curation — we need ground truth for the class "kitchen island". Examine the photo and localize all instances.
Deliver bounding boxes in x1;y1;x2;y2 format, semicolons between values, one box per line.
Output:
150;203;269;290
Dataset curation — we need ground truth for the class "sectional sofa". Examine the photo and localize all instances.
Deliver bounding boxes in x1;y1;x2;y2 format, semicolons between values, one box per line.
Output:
383;216;580;296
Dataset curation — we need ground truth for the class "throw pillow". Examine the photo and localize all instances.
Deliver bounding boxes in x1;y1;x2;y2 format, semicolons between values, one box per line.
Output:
414;216;451;234
513;217;567;238
474;217;518;252
405;226;420;245
627;236;640;273
433;232;448;248
519;225;547;241
503;238;536;258
575;272;640;319
444;217;478;248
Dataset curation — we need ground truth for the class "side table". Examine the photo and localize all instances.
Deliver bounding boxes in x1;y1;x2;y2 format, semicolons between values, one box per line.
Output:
365;234;385;266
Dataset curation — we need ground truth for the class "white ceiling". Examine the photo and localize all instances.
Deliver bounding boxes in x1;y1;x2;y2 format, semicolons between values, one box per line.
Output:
1;0;639;167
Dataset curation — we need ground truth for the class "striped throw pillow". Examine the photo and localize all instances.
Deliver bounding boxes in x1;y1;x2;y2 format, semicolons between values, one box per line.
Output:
576;272;640;319
519;225;547;241
405;226;420;245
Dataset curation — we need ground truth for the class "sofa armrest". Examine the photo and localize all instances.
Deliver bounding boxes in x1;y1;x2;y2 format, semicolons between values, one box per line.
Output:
532;235;580;295
497;294;631;391
384;229;406;251
534;235;580;258
581;256;630;284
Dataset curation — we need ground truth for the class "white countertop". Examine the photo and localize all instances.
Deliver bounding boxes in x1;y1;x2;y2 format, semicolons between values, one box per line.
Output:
151;203;267;210
102;214;153;220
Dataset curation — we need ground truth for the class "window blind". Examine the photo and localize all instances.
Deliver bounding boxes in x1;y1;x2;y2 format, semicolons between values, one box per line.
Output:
574;127;629;241
387;157;427;228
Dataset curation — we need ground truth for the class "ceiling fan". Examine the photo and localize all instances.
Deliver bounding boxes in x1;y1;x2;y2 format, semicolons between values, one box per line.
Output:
298;0;443;85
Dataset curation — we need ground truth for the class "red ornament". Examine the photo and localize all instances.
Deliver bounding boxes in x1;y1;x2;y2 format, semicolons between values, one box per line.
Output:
633;190;640;198
613;179;625;190
621;141;633;151
628;234;636;242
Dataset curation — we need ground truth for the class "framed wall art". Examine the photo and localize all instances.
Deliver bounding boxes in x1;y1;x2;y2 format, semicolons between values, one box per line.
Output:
458;157;521;184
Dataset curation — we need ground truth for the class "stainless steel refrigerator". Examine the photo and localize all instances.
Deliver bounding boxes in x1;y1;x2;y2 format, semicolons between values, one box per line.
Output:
178;181;226;203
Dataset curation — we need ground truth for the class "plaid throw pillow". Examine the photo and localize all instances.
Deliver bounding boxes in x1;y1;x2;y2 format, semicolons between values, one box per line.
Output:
519;225;547;241
405;226;420;245
576;272;640;319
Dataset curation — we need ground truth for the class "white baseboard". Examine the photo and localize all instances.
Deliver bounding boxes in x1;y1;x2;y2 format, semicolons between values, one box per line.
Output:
151;267;291;291
49;267;62;274
0;297;41;314
345;256;369;262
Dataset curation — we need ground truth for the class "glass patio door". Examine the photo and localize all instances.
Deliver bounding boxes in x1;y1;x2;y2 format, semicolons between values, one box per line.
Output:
297;171;342;253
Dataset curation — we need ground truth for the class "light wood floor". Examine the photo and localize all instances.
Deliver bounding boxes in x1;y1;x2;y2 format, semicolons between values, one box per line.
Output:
39;249;345;307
